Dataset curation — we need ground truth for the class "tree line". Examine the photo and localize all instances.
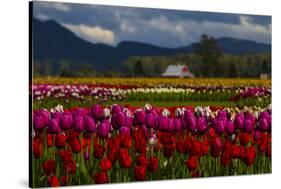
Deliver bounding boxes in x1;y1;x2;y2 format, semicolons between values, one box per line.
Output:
33;34;271;78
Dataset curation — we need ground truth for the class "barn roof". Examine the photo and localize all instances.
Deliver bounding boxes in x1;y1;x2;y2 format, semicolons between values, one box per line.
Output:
162;65;193;77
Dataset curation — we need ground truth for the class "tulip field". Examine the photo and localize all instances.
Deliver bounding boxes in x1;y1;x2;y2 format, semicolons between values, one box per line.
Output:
31;77;271;187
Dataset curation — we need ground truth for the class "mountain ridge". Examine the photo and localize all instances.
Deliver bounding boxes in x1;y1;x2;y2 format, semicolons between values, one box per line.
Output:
32;18;271;74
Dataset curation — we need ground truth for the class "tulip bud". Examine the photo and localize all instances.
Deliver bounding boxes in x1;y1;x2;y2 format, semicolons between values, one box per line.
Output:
103;108;111;118
144;103;152;111
148;133;157;146
161;108;170;117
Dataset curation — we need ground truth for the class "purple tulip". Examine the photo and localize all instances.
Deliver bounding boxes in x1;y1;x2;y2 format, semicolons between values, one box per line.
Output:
244;119;254;133
259;111;271;127
213;119;225;134
33;109;50;130
124;115;133;128
91;105;103;121
187;116;197;133
147;109;158;117
245;112;255;123
73;108;88;117
217;110;228;119
134;110;146;125
84;115;96;132
259;118;268;132
119;126;130;135
74;116;85;132
184;109;194;120
267;114;272;127
47;118;61;134
111;104;122;114
145;113;157;129
234;113;245;130
259;111;270;120
158;116;170;131
51;111;61;119
61;112;73;130
173;118;182;132
254;131;262;141
97;120;110;138
168;119;175;132
197;117;207;134
111;112;125;129
36;109;50;122
84;150;90;161
33;115;46;130
225;120;235;135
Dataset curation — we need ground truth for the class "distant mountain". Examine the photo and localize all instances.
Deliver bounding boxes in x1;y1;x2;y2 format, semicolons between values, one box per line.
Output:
216;37;271;54
177;37;271;54
32;18;271;74
32;18;184;73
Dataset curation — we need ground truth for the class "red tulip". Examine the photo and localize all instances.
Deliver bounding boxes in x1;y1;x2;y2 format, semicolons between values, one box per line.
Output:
120;134;132;148
33;138;43;158
55;133;66;148
134;165;146;181
190;140;201;156
94;144;105;159
239;133;251;146
186;156;198;171
148;156;159;172
59;150;73;164
136;154;148;167
47;134;53;147
100;157;112;171
231;144;241;159
107;148;118;162
94;172;109;184
60;175;68;186
200;140;209;156
164;144;175;158
64;160;77;174
241;146;256;166
220;151;231;167
42;159;56;175
119;149;132;168
210;137;222;157
70;138;81;153
48;175;60;187
176;138;186;154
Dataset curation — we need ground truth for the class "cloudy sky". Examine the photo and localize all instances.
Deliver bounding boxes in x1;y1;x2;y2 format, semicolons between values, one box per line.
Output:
33;1;271;48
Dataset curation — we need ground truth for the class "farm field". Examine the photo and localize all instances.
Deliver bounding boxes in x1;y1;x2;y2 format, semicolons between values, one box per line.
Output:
31;77;271;187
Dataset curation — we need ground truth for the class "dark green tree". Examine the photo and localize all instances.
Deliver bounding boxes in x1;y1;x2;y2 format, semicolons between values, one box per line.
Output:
262;59;269;73
134;60;144;76
192;34;222;77
228;62;238;78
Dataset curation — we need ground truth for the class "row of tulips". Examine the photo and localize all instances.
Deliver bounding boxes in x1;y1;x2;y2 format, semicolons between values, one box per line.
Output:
32;84;271;106
33;77;271;87
32;84;126;102
31;104;271;187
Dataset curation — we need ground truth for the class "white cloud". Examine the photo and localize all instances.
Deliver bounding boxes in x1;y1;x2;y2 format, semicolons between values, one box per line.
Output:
194;16;271;44
38;2;71;12
35;14;49;21
138;15;271;46
147;16;189;42
120;21;136;34
63;23;116;44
